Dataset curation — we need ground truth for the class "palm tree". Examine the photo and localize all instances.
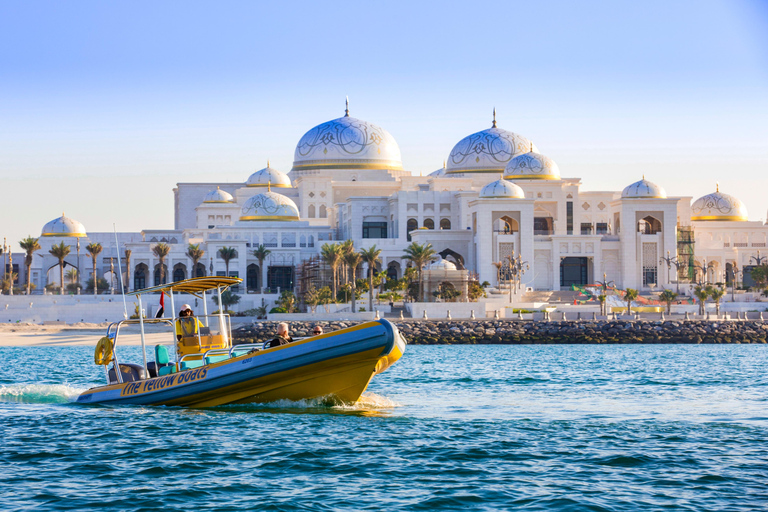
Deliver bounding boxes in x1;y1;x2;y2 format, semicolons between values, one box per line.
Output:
659;289;678;315
492;261;503;287
598;294;607;316
624;288;639;316
693;285;709;316
707;285;725;317
320;243;342;299
187;243;205;279
19;236;41;295
340;240;355;285
85;243;103;296
124;249;132;292
402;242;437;302
218;246;237;278
49;242;71;295
345;250;363;312
252;245;271;292
152;242;171;285
360;245;382;311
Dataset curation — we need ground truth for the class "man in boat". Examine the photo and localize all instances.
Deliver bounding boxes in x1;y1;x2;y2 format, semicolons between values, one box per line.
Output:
267;322;293;348
313;325;323;335
176;304;204;341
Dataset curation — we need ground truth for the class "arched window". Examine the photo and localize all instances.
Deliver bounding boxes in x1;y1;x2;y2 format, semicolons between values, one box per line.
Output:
440;218;451;230
638;216;662;235
134;265;147;290
308;204;316;218
154;264;168;286
247;264;259;290
319;205;327;218
407;218;418;241
173;265;186;283
424;218;434;230
195;263;206;278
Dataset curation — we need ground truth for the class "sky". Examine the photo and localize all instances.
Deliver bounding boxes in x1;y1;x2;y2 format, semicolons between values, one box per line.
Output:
1;0;767;248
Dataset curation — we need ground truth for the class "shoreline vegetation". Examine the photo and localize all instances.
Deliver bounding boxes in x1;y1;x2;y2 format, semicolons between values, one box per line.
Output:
233;320;768;345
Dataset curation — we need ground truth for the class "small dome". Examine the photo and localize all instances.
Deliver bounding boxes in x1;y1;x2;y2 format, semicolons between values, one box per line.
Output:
292;100;402;172
446;111;538;175
246;163;292;188
621;177;667;199
202;187;234;203
691;186;748;221
504;147;560;180
240;190;300;221
41;213;87;237
480;177;525;199
428;162;448;178
428;257;457;271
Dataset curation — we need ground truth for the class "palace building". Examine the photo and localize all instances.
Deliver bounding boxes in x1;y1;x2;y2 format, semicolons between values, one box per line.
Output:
15;102;768;303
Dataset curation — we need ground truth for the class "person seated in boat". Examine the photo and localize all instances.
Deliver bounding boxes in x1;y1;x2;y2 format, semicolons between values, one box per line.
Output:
312;325;323;336
267;322;293;348
176;304;204;341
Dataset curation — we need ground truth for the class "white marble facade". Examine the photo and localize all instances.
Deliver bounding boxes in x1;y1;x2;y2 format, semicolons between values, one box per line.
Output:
20;105;768;296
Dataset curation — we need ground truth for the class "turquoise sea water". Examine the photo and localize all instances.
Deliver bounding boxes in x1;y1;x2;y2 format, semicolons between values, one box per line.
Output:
1;344;767;511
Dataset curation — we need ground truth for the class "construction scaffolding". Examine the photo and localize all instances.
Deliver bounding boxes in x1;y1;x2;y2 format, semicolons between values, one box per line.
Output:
677;226;695;282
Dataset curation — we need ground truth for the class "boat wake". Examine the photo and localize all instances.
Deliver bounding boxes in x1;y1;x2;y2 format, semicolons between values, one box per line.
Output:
0;383;84;404
215;392;401;414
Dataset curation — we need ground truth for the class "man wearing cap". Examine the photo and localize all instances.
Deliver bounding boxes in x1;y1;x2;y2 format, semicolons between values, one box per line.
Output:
176;304;204;341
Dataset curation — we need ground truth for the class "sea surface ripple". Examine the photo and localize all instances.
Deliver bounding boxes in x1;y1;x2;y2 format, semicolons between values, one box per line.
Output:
1;344;766;511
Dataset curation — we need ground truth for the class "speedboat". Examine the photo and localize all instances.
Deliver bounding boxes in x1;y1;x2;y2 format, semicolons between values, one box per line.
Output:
76;277;406;407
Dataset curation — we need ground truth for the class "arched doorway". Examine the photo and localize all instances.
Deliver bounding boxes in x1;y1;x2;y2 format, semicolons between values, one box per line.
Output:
154;264;168;286
194;263;206;278
407;218;418;241
638;216;662;234
387;261;401;281
560;257;588;287
173;263;187;283
247;264;259;290
134;263;148;290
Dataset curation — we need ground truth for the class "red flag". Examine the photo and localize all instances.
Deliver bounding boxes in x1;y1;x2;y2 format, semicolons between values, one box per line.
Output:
156;291;165;318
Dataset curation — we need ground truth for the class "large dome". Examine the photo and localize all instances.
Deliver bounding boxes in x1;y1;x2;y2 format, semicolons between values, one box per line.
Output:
41;213;87;237
446;111;538;175
239;190;300;221
202;187;234;203
480;177;525;199
246;162;292;188
292;102;402;172
621;177;667;199
504;147;560;180
691;186;748;221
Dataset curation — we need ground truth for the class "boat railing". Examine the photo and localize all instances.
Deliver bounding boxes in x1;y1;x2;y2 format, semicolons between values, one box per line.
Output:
229;344;263;357
107;318;176;384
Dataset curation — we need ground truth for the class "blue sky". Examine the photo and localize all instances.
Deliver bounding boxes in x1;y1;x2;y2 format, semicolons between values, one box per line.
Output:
1;0;767;246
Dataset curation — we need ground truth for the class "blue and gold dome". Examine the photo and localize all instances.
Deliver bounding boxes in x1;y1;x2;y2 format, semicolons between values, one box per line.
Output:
480;177;525;199
246;162;292;188
504;145;560;180
621;177;667;199
292;100;402;172
202;187;235;203
239;189;300;221
446;110;538;175
691;185;748;221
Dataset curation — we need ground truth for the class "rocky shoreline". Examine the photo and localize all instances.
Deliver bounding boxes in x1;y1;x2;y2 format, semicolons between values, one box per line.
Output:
233;319;768;345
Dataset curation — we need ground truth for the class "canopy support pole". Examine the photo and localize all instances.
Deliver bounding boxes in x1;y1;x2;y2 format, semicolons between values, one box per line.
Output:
168;287;177;362
217;285;229;347
202;290;209;327
137;294;148;376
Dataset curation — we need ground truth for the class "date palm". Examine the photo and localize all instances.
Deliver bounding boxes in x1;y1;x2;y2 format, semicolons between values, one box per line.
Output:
659;289;678;315
49;242;71;295
218;246;237;278
402;242;437;302
152;242;170;285
19;236;41;295
693;285;709;316
252;244;271;292
86;243;103;296
624;288;639;316
187;243;204;279
360;245;382;311
706;285;725;317
344;250;363;312
320;243;342;299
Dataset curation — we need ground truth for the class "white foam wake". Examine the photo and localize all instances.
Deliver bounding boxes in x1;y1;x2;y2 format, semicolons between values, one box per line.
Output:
0;383;85;404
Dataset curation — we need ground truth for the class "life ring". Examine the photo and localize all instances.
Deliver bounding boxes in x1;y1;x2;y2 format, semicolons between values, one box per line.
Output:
94;336;114;365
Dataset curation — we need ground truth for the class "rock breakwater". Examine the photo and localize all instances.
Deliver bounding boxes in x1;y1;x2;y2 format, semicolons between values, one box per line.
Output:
233;320;768;345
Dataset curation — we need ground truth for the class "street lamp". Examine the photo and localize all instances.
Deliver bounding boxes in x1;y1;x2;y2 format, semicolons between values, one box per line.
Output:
506;252;529;303
659;250;683;294
750;250;766;266
692;259;714;286
595;272;615;316
730;264;742;302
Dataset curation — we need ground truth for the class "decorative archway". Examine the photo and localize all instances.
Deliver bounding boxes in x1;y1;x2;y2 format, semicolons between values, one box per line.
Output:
638;216;662;234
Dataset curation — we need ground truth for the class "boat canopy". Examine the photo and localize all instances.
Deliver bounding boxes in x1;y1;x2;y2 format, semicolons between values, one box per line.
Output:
127;276;243;297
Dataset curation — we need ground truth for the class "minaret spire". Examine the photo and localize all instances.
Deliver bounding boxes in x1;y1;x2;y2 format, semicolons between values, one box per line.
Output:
716;181;719;192
492;107;497;128
345;96;349;117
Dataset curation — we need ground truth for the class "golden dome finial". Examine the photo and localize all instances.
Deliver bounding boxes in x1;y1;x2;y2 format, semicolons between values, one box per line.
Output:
492;107;497;128
345;96;349;117
267;159;270;168
443;160;446;169
530;142;533;153
716;181;720;192
642;174;645;180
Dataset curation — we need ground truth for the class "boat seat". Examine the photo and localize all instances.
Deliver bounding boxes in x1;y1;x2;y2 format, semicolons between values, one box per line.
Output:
180;359;204;371
155;345;177;376
205;354;229;365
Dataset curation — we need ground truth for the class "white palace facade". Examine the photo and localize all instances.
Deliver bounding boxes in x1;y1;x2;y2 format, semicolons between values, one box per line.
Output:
13;103;768;302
